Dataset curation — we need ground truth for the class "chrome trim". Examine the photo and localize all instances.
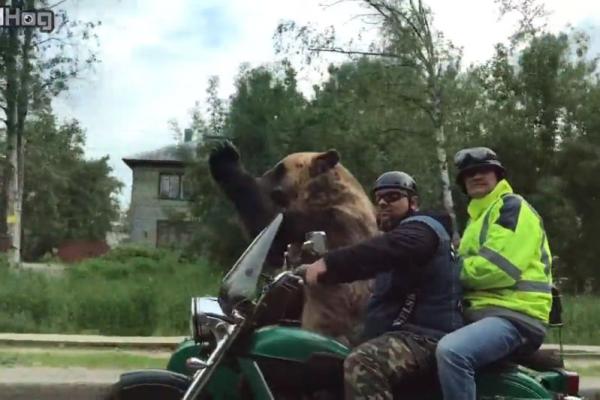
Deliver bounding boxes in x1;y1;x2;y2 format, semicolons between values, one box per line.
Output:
186;357;208;371
182;311;244;400
190;296;231;342
194;297;226;318
253;361;275;400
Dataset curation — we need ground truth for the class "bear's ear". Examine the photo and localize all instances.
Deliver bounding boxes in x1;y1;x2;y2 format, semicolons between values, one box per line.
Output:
309;149;340;177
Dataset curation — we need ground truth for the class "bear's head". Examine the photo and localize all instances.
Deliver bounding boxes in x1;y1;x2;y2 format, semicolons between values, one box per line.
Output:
259;149;372;213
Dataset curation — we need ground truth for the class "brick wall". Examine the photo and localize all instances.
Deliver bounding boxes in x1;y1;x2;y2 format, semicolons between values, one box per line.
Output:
57;240;110;263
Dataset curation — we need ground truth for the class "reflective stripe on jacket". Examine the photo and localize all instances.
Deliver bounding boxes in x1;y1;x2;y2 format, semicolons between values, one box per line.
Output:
459;179;552;323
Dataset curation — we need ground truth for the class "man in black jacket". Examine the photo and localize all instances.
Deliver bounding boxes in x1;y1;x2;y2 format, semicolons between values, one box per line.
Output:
304;171;463;400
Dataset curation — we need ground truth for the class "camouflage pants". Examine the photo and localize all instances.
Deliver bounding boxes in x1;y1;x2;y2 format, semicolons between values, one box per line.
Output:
343;331;438;400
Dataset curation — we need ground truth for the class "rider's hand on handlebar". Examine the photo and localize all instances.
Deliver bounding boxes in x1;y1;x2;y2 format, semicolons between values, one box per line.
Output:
299;258;328;285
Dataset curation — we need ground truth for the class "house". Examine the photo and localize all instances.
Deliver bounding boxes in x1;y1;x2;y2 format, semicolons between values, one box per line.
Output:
123;142;196;248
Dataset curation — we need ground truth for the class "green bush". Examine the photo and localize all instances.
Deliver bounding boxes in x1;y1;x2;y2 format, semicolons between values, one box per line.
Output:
3;246;597;342
0;246;222;335
547;295;600;345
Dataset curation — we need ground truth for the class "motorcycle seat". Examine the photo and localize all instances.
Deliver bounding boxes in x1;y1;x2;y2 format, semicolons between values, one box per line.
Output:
482;348;563;373
299;348;563;397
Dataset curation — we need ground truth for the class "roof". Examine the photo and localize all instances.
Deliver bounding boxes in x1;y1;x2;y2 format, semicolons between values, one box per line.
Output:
122;142;197;168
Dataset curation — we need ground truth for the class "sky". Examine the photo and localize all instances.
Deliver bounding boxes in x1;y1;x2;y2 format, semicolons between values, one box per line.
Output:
52;0;600;209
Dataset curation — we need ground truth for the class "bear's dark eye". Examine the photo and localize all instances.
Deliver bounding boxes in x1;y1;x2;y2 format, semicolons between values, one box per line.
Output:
261;162;287;183
273;162;286;180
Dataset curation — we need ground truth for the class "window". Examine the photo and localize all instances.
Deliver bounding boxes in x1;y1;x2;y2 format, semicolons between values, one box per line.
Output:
159;173;189;200
156;220;193;248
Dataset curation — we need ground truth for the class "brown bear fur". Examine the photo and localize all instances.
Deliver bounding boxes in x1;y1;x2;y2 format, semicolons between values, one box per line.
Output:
209;142;377;344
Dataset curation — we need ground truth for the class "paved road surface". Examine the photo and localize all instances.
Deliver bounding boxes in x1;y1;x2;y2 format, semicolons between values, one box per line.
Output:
581;377;600;399
0;334;597;399
0;366;596;400
0;384;111;400
0;367;119;400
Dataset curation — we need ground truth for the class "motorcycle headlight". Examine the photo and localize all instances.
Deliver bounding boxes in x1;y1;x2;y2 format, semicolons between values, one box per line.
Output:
190;297;227;342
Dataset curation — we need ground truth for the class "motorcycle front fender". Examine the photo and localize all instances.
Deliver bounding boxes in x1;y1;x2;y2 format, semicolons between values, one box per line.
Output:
166;338;274;399
167;338;202;375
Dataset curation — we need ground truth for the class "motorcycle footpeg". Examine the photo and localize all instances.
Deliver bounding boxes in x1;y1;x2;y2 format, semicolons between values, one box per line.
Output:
186;357;209;371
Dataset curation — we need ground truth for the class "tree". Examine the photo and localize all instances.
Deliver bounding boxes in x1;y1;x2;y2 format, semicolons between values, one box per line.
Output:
298;58;440;205
62;156;122;241
494;0;550;46
22;114;122;260
275;0;463;241
0;0;100;264
205;76;226;137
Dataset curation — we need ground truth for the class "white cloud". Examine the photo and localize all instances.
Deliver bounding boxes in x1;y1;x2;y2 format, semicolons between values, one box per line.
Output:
51;0;600;209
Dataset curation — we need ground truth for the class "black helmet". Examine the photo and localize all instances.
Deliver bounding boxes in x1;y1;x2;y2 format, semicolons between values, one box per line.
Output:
372;171;418;195
454;147;506;184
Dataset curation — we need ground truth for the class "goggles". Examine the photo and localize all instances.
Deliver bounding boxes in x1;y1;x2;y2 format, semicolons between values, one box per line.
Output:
454;147;498;170
374;191;408;204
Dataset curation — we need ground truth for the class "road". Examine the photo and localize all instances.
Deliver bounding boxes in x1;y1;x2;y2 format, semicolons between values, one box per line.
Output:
0;367;119;400
581;377;600;399
0;385;111;400
0;366;596;400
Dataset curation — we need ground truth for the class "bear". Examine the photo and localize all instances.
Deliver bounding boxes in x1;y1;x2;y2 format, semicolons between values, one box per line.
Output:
209;141;378;345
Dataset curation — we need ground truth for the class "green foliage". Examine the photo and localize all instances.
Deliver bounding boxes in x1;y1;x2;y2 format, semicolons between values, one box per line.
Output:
547;295;600;345
0;246;221;335
0;0;103;262
62;155;122;240
21;113;122;260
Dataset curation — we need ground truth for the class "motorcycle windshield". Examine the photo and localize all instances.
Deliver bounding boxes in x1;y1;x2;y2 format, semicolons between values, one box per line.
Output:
219;213;283;310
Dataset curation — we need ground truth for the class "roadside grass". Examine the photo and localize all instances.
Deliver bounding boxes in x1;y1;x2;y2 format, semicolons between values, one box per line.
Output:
0;249;599;344
546;295;600;345
0;347;169;369
570;365;600;377
0;246;223;336
565;360;600;377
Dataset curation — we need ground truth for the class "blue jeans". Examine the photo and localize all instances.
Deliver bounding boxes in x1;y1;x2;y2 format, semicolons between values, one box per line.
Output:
435;316;525;400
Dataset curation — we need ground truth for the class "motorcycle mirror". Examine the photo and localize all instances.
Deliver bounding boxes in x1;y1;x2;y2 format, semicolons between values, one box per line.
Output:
302;231;328;257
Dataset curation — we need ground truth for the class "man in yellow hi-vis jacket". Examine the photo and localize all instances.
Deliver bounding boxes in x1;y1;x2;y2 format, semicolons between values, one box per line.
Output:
435;147;553;400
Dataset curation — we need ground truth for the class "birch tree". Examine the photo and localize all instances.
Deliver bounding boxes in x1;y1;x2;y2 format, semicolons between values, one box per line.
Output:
0;0;99;264
276;0;462;241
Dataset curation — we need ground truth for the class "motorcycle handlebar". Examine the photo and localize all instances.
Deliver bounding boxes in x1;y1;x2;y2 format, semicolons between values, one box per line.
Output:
291;265;309;284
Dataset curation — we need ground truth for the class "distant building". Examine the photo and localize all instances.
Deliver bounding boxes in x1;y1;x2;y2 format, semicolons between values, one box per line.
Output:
123;142;196;248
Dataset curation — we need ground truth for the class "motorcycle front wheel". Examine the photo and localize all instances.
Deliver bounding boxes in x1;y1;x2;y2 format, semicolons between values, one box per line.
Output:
105;369;195;400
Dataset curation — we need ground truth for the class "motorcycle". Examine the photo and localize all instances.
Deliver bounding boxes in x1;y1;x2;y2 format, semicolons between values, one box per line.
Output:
107;213;582;399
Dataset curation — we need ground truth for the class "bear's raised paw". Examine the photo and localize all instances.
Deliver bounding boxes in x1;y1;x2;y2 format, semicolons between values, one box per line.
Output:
209;140;241;180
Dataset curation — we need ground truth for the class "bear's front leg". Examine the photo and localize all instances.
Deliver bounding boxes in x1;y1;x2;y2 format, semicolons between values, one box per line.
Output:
209;141;278;238
208;140;242;182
